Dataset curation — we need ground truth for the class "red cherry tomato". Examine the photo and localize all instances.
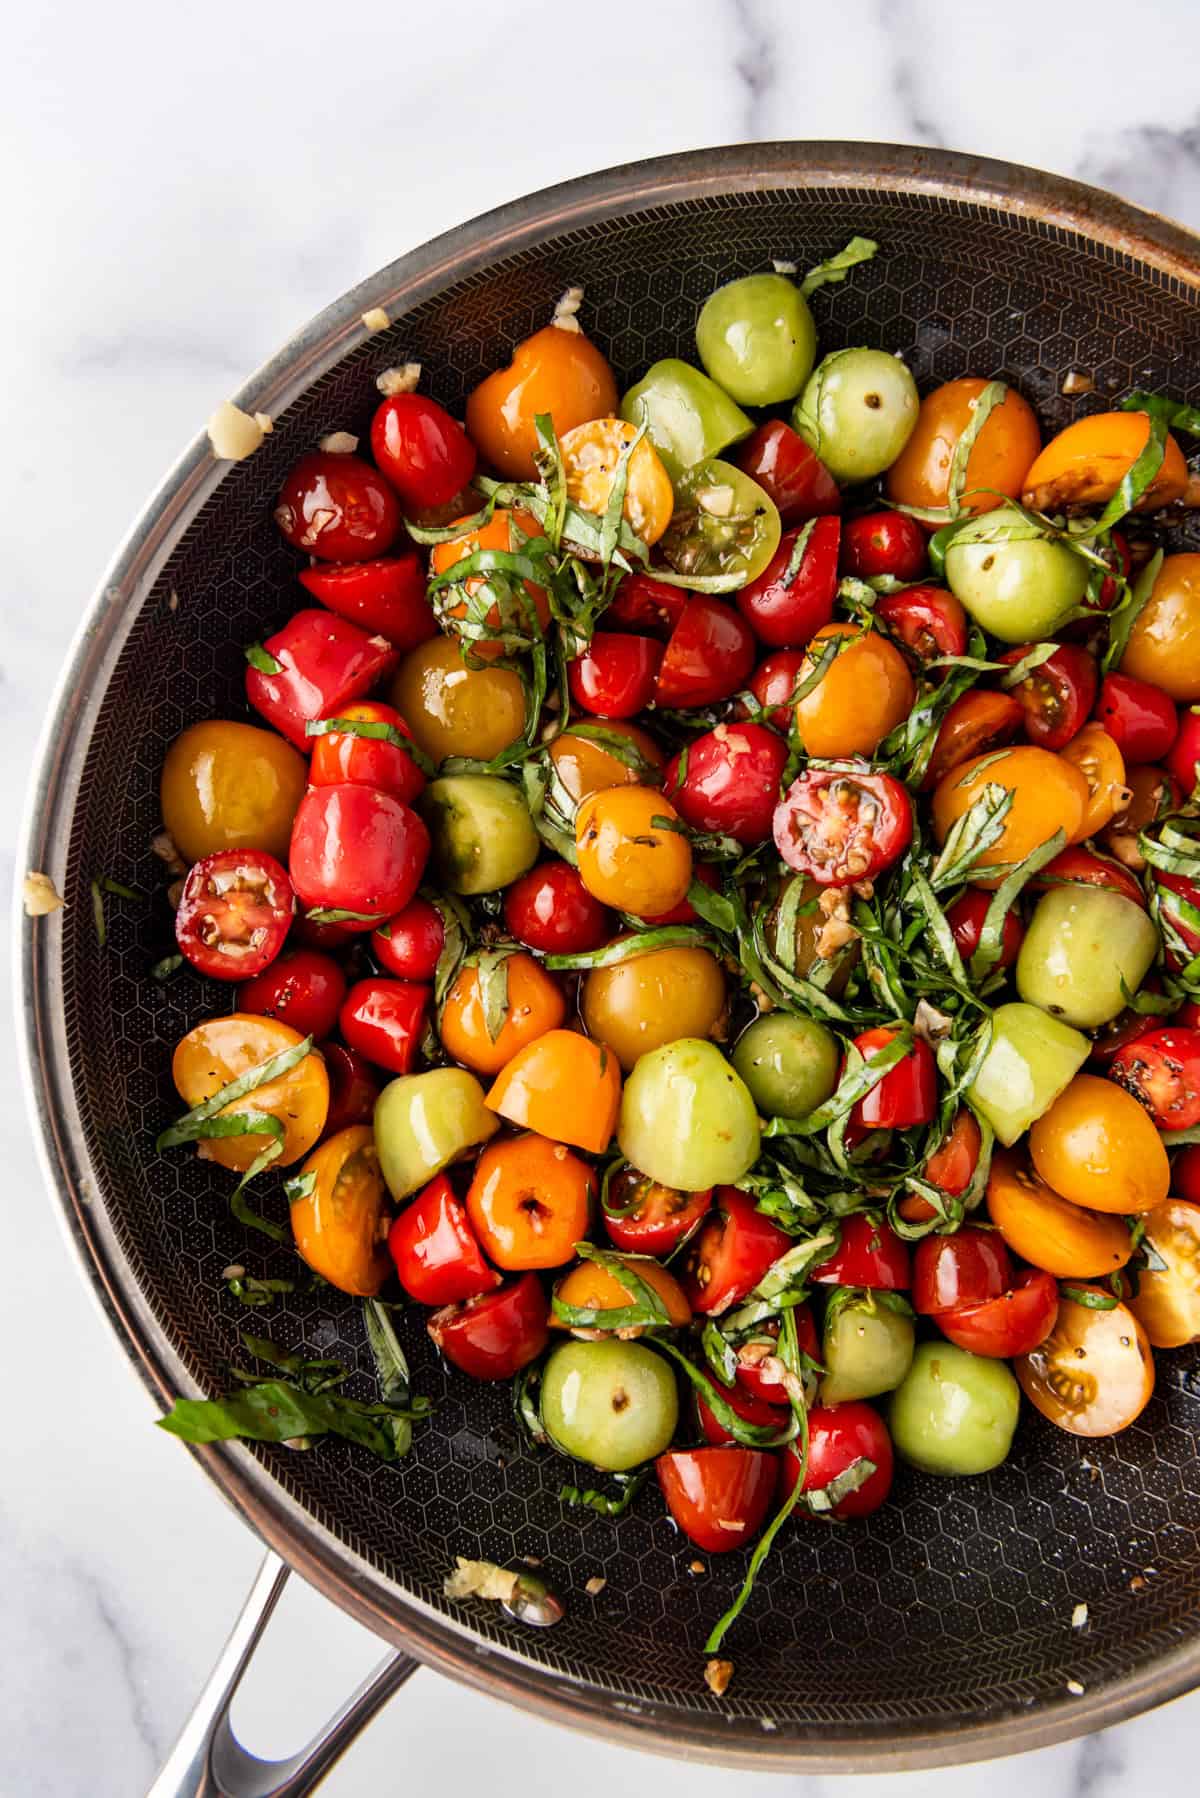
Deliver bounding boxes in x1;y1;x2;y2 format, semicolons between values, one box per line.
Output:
912;1226;1013;1315
289;784;429;927
736;419;841;524
656;1447;777;1553
850;1028;937;1131
321;1043;380;1137
946;886;1024;970
1109;1026;1200;1129
924;1110;983;1196
297;555;436;652
387;1173;499;1305
1178;1000;1200;1028
372;898;446;980
923;690;1023;789
736;518;841;650
842;511;927;581
503;862;613;955
1157;871;1200;966
274;452;400;561
654;596;756;708
739;650;806;733
238;948;346;1039
664;722;788;846
1096;673;1179;765
338;977;429;1075
604;572;687;637
937;1268;1059;1358
427;1273;549;1380
696;1377;789;1447
1172;1143;1200;1205
773;767;912;886
1089;999;1160;1068
174;850;294;981
245;609;399;751
1030;845;1145;910
811;1215;911;1291
681;1187;790;1316
998;643;1097;750
778;1402;894;1519
1167;707;1200;795
876;585;968;662
308;700;425;804
633;860;718;927
602;1170;713;1257
370;393;476;511
734;1305;819;1402
567;633;663;719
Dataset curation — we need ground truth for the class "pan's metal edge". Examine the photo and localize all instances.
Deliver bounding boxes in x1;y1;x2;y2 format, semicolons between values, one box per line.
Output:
16;141;1200;1768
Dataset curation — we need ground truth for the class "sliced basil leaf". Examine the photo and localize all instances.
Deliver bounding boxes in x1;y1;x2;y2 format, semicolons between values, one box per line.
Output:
930;783;1014;889
799;1453;877;1515
471;946;514;1043
799;235;878;298
947;381;1007;516
156;1036;314;1151
244;643;283;675
363;1298;411;1403
1093;410;1169;533
150;953;185;982
998;642;1060;689
560;1470;647;1518
1105;549;1164;674
158;1380;424;1460
969;829;1066;980
304;907;385;925
1119;389;1200;436
1061;1285;1120;1311
550;1243;675;1333
764;1036;913;1139
647;1339;798;1448
544;925;708;971
90;879;106;947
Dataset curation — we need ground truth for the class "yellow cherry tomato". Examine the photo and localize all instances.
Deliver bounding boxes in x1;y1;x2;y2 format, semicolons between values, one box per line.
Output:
1122;553;1200;701
431;508;549;660
290;1125;390;1296
552;1254;692;1335
547;721;664;805
1016;1289;1154;1437
582;942;727;1072
986;1150;1133;1278
466;323;619;479
1128;1198;1200;1347
1029;1073;1169;1215
171;1014;328;1172
575;787;692;917
561;418;675;546
1059;723;1130;839
931;746;1089;888
1021;411;1189;515
388;635;526;764
161;720;307;865
794;623;915;758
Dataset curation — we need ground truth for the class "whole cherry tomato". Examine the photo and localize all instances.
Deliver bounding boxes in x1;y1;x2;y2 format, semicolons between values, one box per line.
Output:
793;623;915;758
1171;1144;1200;1205
736;518;840;649
877;585;968;661
696;1378;789;1447
601;1168;713;1257
999;643;1097;750
842;511;927;581
773;767;912;885
932;747;1089;885
372;898;445;981
937;1268;1059;1358
739;650;806;733
321;1043;381;1138
946;887;1024;970
1110;1026;1200;1129
298;555;436;651
575;787;692;918
466;1133;594;1270
734;1305;819;1402
245;609;399;751
850;1028;937;1130
811;1215;911;1290
1095;672;1179;765
440;954;565;1078
428;1274;549;1379
466;322;618;479
735;419;841;524
370;392;476;510
656;1447;777;1552
387;1173;499;1305
567;633;663;718
338;977;429;1075
308;700;425;804
274;451;401;561
654;595;757;708
239;948;346;1039
1167;706;1200;795
604;572;687;637
912;1226;1013;1314
664;722;788;846
681;1187;790;1316
1030;845;1145;910
289;784;429;927
886;377;1042;517
923;689;1022;789
174;849;294;980
778;1402;894;1519
633;858;719;927
503;862;613;955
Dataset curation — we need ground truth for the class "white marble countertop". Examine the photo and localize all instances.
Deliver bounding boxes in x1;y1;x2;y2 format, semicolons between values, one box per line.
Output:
6;2;1200;1792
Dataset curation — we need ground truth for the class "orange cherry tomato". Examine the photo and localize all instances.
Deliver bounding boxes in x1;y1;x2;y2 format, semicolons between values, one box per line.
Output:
1016;1288;1154;1437
887;377;1042;517
466;323;619;479
465;1132;594;1269
1029;1073;1169;1216
922;690;1023;790
1021;411;1188;515
485;1028;621;1154
1058;723;1130;839
552;1254;691;1334
389;635;526;764
575;787;692;916
431;507;549;659
1122;553;1200;702
561;418;674;547
986;1150;1133;1278
794;623;915;759
289;1124;390;1295
161;720;308;866
931;746;1089;888
171;1014;329;1173
1127;1198;1200;1347
547;720;664;805
439;953;565;1078
582;943;726;1073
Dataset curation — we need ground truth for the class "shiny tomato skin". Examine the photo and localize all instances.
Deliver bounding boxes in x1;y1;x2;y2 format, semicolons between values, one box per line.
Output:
876;585;968;662
605;572;687;638
842;511;927;581
736;518;841;649
923;690;1023;789
664;722;788;846
297;555;436;652
632;859;718;927
387;1173;499;1305
338;977;430;1076
654;596;757;708
740;650;806;733
736;419;841;524
946;886;1024;970
174;849;294;981
779;1402;894;1519
1110;1026;1200;1129
925;1111;983;1197
1166;707;1200;794
850;1028;937;1130
656;1447;777;1553
681;1187;791;1316
288;784;429;926
1030;845;1145;910
1089;999;1160;1069
1172;1143;1200;1204
912;1226;1013;1315
1158;871;1200;966
503;862;613;955
245;609;399;751
811;1214;911;1291
602;1171;713;1257
238;948;346;1039
696;1377;789;1447
734;1305;819;1402
370;393;476;510
937;1268;1059;1358
428;1273;549;1380
567;633;663;719
320;1043;381;1138
774;767;912;885
274;451;401;561
371;898;445;981
998;643;1097;751
1096;673;1179;765
308;700;425;803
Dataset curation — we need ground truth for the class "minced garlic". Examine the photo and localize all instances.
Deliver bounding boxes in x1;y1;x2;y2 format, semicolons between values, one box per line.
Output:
23;872;66;917
318;431;359;455
552;286;584;332
362;306;391;333
207;402;269;462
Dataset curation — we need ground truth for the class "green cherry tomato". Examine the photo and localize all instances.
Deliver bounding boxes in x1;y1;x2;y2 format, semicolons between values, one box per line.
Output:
890;1341;1020;1475
731;1012;839;1120
620;359;754;480
820;1288;915;1405
374;1068;500;1200
659;459;781;592
695;273;817;407
944;514;1088;642
966;1001;1089;1147
1017;887;1158;1029
419;774;538;895
791;348;919;484
618;1038;761;1191
540;1339;679;1472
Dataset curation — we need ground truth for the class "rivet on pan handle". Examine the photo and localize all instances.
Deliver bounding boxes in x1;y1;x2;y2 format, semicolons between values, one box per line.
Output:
146;1551;421;1797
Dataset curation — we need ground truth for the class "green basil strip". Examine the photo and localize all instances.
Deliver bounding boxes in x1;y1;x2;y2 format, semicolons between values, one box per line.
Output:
1061;1285;1121;1311
560;1470;648;1518
799;235;878;298
765;1036;913;1138
244;643;283;675
685;874;738;935
1093;410;1169;533
701;1320;740;1387
648;1339;799;1448
786;631;846;703
430;893;471;1007
597;417;647;569
229;1140;289;1243
363;1298;412;1404
800;1454;877;1515
947;381;1007;516
905;863;967;985
305;907;385;925
532;413;568;549
404;492;500;545
156;1036;314;1151
304;716;434;774
1119;389;1200;436
1141;820;1200;880
224;1274;296;1308
783;517;817;585
101;876;146;902
551;1243;675;1334
513;1362;549;1446
563;721;661;777
157;1380;421;1460
283;1169;316;1205
91;879;106;947
998;642;1060;689
969;829;1066;980
930;783;1014;890
150;953;185;982
470;946;514;1043
1105;549;1164;674
544;925;708;971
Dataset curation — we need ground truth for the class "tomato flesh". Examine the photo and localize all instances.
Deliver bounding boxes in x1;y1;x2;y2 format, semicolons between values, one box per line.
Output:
387;1173;499;1305
656;1447;777;1552
999;642;1097;750
877;585;968;661
175;850;294;980
811;1214;911;1291
602;1171;713;1257
428;1274;549;1380
842;511;927;582
1110;1026;1200;1129
774;768;912;886
681;1187;790;1315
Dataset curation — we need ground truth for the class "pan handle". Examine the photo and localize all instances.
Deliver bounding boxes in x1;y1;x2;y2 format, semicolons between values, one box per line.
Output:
147;1550;421;1798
